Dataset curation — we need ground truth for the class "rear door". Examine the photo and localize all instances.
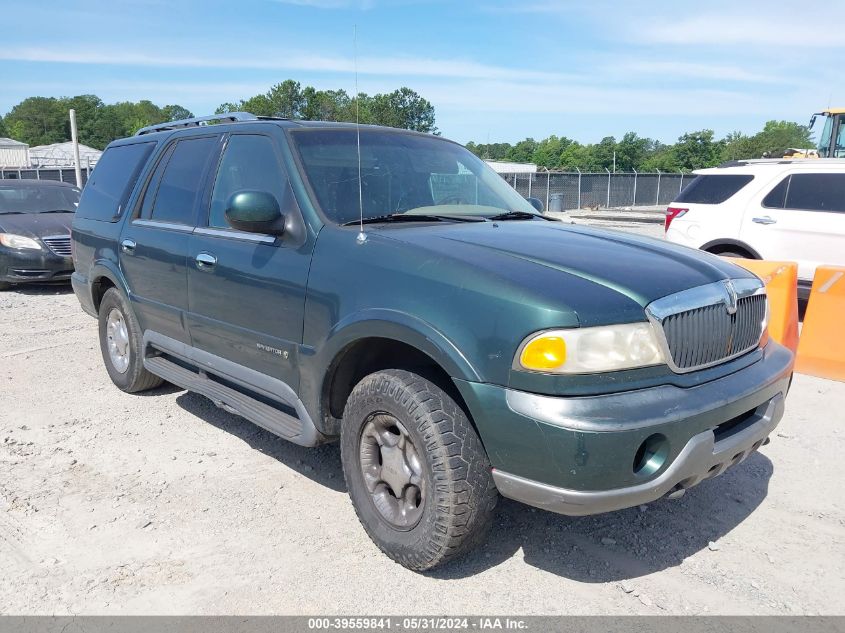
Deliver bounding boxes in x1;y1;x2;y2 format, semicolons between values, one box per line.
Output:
119;135;220;343
739;171;845;281
186;132;312;390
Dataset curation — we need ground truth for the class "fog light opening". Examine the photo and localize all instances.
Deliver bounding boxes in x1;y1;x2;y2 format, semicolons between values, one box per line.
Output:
633;433;669;477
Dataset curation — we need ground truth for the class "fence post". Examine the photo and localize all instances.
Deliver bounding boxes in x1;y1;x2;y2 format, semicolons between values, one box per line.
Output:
655;169;661;205
576;168;582;210
678;170;684;193
632;168;638;207
59;169;64;183
545;170;550;211
527;172;532;198
605;168;611;209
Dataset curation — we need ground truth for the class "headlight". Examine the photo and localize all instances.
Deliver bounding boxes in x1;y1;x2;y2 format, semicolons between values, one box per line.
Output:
516;323;665;374
0;233;42;250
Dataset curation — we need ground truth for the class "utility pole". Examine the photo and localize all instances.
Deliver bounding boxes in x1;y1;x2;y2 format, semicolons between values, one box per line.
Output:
69;109;82;188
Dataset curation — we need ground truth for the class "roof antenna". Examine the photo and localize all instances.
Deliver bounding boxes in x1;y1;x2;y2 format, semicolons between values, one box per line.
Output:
354;24;367;245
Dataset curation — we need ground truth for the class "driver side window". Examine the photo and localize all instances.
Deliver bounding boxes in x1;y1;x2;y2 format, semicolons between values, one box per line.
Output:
208;135;287;229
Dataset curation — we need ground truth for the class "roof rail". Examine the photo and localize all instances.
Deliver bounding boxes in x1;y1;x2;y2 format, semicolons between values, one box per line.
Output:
135;112;258;136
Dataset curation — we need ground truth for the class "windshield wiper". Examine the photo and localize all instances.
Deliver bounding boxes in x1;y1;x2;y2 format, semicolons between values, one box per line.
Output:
342;213;483;226
486;210;539;221
38;209;75;214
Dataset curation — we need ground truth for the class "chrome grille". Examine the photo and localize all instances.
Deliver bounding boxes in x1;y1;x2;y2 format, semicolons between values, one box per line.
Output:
646;279;767;373
42;235;72;257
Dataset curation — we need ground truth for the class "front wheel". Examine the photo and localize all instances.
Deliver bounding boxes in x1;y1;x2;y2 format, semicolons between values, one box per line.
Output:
340;369;497;571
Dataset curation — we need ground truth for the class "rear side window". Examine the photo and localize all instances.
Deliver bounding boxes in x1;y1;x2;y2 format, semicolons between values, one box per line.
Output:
148;136;218;224
675;175;754;204
76;142;155;221
784;173;845;212
762;177;789;208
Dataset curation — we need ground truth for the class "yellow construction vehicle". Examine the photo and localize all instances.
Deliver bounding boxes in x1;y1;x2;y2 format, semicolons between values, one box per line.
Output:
809;108;845;158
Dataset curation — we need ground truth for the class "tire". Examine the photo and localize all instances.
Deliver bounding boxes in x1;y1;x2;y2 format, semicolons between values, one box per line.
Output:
712;250;750;259
97;287;163;393
340;369;497;571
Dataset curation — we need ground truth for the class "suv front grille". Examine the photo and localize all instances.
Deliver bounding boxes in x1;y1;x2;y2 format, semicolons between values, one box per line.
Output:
646;279;767;373
42;236;72;257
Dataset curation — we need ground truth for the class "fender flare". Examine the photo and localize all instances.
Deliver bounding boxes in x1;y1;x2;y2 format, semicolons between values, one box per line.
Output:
88;259;131;309
315;308;482;383
699;238;762;259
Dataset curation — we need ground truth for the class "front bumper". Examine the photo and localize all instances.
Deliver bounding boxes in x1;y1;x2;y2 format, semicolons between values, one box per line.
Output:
455;341;793;516
0;246;73;284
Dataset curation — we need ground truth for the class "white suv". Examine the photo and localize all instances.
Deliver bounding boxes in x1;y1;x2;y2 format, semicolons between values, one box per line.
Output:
665;159;845;299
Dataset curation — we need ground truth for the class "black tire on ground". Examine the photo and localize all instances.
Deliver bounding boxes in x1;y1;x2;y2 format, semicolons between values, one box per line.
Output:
97;287;163;393
712;250;751;259
340;369;498;571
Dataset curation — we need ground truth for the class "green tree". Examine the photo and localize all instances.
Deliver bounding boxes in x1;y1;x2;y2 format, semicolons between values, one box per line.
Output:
0;115;7;138
364;87;437;133
4;97;66;146
506;138;538;163
755;120;813;156
674;129;723;170
615;132;652;171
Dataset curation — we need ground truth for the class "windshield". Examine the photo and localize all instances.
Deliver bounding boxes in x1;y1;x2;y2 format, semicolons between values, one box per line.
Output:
290;129;537;224
0;185;80;214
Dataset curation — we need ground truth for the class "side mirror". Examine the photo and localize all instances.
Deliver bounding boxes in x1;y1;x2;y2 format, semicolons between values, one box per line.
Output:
224;191;285;235
526;197;544;213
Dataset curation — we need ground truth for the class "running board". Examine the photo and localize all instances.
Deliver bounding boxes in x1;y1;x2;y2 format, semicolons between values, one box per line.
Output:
144;355;315;446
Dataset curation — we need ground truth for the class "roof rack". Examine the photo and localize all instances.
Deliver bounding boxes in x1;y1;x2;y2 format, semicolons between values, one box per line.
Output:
716;157;845;168
135;112;258;136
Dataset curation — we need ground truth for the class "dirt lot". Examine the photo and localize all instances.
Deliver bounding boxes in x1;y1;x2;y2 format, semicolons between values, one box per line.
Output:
2;223;844;615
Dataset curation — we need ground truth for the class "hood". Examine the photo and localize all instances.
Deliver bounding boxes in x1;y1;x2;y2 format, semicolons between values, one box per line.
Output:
0;212;74;240
378;219;756;309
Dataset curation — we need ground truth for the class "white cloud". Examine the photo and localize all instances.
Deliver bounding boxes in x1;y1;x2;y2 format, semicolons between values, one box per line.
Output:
0;46;572;83
271;0;376;8
610;61;780;84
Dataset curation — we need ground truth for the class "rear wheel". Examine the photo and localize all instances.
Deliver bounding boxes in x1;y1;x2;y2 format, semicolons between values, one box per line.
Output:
340;369;497;571
97;288;163;393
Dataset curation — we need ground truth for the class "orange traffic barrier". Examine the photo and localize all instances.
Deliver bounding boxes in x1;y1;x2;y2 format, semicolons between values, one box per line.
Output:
725;257;799;353
796;266;845;382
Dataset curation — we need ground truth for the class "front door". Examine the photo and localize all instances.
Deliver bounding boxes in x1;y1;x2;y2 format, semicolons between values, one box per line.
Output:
186;133;313;390
119;135;220;343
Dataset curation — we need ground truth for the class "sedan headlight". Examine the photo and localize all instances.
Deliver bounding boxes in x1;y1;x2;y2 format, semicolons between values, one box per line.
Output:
0;233;42;250
516;323;665;374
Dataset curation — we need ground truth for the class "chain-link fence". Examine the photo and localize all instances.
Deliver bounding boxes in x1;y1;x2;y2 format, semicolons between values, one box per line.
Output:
500;171;691;211
0;165;90;186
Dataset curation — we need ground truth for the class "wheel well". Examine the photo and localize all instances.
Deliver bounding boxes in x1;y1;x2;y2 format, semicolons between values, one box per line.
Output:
322;337;472;435
91;276;116;312
701;239;759;259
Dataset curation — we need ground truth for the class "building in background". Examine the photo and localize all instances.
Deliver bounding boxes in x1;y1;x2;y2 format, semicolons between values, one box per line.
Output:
29;142;102;168
484;160;537;174
0;138;30;167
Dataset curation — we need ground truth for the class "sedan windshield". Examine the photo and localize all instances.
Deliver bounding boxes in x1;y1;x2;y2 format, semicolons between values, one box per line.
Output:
0;185;80;214
290;129;537;224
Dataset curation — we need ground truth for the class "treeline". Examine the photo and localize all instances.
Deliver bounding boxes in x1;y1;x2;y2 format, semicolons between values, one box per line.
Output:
0;96;193;150
0;79;437;150
215;79;437;134
466;121;814;172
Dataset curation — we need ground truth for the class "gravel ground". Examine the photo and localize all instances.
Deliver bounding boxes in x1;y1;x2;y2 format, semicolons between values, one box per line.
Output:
1;221;844;615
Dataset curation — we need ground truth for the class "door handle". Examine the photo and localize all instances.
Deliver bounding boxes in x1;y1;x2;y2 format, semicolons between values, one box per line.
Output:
752;216;777;225
121;238;136;253
195;252;217;270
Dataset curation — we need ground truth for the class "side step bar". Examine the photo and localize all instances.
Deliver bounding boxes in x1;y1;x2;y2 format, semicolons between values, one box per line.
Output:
144;355;320;446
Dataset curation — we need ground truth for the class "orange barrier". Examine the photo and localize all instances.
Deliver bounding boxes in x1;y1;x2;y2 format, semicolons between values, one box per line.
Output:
725;257;799;353
795;266;845;382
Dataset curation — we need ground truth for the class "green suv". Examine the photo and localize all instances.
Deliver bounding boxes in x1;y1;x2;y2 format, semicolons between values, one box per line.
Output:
71;113;793;571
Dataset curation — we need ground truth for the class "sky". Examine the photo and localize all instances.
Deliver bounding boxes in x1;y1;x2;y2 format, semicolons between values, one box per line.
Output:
2;0;843;145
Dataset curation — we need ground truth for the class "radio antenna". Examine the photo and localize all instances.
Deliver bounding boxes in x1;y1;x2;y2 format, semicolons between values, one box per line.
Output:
354;24;366;244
